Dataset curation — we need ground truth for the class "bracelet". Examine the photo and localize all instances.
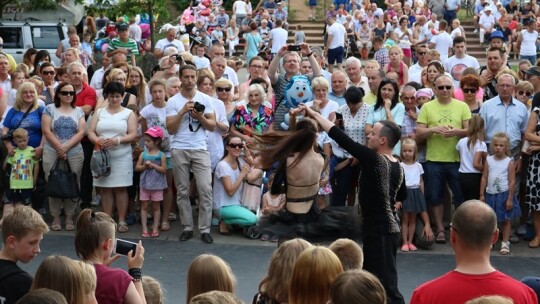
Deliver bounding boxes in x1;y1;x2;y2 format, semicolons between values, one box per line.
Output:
132;278;142;282
129;268;142;280
306;52;313;57
117;137;121;146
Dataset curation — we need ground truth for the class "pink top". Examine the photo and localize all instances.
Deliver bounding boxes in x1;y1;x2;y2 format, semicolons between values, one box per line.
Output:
454;87;484;102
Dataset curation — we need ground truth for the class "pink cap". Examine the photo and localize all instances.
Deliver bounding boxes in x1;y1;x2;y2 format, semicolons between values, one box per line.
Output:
145;126;164;139
416;88;434;99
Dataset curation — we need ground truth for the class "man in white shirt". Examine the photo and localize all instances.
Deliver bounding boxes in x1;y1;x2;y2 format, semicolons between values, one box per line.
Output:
429;21;453;61
154;28;186;58
479;6;496;44
90;55;111;90
444;0;460;26
166;65;216;244
444;36;480;87
269;20;288;56
325;16;347;72
409;44;430;84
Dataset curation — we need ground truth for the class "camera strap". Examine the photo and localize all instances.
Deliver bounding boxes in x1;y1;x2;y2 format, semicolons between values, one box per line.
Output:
7;106;33;135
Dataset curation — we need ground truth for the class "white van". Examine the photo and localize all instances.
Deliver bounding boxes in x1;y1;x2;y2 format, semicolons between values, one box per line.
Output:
0;21;68;66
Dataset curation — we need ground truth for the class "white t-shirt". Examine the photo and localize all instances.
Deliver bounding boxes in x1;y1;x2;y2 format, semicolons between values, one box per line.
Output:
233;0;248;15
400;162;424;188
140;103;172;157
444;55;480;87
430;31;453;61
194;56;210;70
456;137;487;173
207;97;229;170
155;38;186;53
90;67;106;90
327;22;346;49
269;27;288;54
395;27;413;49
213;159;245;210
165;91;215;150
479;13;496;30
305;100;339;120
520;30;539;56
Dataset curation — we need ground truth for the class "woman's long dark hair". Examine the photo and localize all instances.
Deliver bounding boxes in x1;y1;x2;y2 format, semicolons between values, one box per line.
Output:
374;78;400;111
255;118;318;170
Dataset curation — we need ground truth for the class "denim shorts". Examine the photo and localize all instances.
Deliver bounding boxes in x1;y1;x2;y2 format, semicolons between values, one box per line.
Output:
6;189;32;205
424;161;463;207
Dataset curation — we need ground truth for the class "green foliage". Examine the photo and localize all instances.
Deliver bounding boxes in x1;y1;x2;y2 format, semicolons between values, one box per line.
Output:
87;0;169;21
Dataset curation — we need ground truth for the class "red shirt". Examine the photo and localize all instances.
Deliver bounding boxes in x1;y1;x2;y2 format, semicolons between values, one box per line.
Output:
76;82;97;111
411;270;538;304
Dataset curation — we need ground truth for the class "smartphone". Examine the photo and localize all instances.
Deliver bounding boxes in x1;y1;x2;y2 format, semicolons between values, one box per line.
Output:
115;238;137;256
175;54;184;64
288;45;301;52
335;113;343;120
335;113;344;129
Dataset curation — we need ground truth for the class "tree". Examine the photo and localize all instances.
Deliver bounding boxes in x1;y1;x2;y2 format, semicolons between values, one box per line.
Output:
0;0;83;19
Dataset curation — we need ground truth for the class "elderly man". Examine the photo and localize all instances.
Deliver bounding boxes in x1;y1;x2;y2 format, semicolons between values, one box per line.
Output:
364;68;384;105
154;28;185;58
479;48;506;101
69;61;97;210
444;36;480;87
417;75;471;244
0;54;11;93
479;6;496;44
208;45;239;98
345;57;370;95
210;57;227;81
328;70;348;106
400;85;418;139
480;73;528;155
268;43;321;130
411;200;538;303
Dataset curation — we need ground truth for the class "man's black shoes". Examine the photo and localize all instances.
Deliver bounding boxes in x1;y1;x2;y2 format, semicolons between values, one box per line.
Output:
201;233;213;244
179;231;193;241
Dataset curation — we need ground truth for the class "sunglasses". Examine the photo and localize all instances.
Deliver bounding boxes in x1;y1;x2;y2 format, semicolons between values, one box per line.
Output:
418;51;427;56
463;88;478;94
228;143;243;149
42;70;55;75
518;90;533;96
217;87;232;92
59;91;76;96
437;85;452;91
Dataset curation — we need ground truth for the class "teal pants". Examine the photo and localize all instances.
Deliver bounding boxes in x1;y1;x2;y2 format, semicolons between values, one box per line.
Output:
220;205;257;226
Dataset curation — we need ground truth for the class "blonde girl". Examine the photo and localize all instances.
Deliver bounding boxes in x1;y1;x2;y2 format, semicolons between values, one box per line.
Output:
129;66;150;109
383;46;408;86
399;138;427;252
456;115;488;201
479;132;521;255
186;254;236;303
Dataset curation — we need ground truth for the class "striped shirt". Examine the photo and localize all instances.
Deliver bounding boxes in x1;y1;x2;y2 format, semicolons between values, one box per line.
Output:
107;38;139;56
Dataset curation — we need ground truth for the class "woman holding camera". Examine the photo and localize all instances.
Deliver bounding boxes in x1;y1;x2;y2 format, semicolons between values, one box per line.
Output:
87;82;138;233
231;84;273;143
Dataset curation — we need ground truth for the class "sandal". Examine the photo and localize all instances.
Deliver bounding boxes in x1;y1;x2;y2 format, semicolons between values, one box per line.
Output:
160;222;170;231
435;231;447;244
151;231;159;238
500;241;510;255
118;221;129;233
65;222;75;231
529;236;540;248
51;223;62;231
141;232;150;238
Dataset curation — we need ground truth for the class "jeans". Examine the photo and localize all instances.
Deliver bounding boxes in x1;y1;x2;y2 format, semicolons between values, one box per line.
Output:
521;55;537;66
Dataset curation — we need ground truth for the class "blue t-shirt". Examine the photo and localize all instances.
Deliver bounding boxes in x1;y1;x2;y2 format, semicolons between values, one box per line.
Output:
4;106;44;148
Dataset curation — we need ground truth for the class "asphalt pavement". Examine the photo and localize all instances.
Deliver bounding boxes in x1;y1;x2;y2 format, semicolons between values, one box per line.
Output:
14;221;540;304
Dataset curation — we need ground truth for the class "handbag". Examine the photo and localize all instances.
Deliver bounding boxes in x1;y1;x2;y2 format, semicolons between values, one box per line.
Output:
46;158;80;199
91;148;111;178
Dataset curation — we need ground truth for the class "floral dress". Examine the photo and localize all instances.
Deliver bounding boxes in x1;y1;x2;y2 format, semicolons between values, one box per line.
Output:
232;103;274;136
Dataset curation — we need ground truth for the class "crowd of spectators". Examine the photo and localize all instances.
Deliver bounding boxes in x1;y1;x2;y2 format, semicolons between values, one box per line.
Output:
2;0;540;302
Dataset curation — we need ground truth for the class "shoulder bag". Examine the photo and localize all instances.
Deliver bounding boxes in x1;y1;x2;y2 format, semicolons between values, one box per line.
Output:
46;158;80;199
